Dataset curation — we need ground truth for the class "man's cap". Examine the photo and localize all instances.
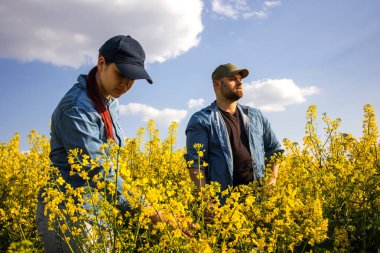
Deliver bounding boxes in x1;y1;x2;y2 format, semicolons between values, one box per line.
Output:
99;35;153;84
211;63;249;81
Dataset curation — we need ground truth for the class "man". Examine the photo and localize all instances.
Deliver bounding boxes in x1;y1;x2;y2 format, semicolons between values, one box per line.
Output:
184;63;283;200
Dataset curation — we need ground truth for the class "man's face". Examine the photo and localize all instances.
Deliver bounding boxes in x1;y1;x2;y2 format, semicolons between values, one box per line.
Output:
219;73;243;101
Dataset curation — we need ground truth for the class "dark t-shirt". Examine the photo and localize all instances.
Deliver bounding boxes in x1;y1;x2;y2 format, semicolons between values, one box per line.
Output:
219;108;253;186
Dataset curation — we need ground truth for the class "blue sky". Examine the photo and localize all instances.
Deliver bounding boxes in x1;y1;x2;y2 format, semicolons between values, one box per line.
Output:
1;0;379;151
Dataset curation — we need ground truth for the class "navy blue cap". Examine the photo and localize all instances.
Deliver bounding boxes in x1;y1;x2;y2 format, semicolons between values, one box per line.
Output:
99;35;153;84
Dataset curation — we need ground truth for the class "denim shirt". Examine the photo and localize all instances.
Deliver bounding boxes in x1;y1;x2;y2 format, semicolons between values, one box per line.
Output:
184;101;283;191
49;74;129;211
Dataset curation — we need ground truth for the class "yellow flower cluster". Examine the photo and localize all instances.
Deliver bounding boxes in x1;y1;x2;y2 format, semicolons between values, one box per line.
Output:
0;106;379;252
0;130;51;252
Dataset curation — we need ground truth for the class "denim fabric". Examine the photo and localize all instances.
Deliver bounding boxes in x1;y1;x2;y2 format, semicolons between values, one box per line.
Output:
36;195;111;253
184;101;283;191
37;74;130;252
48;74;128;209
36;198;81;253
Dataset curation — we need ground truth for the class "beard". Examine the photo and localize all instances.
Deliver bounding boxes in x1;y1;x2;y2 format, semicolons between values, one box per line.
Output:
221;84;243;102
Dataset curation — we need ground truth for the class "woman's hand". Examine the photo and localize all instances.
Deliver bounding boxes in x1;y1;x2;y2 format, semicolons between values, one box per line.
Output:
149;210;196;237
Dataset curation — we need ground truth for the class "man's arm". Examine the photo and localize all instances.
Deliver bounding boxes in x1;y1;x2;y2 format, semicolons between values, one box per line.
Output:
184;114;209;194
188;167;214;222
269;162;279;186
259;110;283;186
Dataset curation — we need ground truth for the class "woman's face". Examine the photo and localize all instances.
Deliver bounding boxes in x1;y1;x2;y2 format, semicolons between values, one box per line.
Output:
96;56;135;99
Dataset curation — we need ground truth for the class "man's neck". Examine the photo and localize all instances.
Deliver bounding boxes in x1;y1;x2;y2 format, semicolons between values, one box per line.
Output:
216;99;237;113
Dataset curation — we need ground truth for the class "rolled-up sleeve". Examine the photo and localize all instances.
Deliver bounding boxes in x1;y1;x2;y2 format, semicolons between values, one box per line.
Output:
260;111;284;162
184;114;209;172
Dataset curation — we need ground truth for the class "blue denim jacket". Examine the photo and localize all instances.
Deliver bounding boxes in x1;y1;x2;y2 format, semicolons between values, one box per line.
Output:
49;74;129;210
184;101;283;191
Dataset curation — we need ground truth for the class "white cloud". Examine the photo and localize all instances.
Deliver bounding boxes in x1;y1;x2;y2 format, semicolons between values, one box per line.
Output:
211;0;281;20
264;0;281;8
188;98;205;109
119;103;188;126
241;79;319;112
211;0;240;19
0;0;203;67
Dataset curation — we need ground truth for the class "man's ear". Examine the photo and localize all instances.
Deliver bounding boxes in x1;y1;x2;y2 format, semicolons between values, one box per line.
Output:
213;80;221;88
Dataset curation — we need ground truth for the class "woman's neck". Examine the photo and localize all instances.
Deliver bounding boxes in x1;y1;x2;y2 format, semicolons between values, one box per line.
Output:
95;71;111;100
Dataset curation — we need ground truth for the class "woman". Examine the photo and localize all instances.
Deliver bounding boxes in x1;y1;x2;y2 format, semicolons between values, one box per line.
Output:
36;35;154;252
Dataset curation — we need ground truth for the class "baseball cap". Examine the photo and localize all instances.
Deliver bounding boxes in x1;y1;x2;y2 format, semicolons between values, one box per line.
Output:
99;35;153;84
211;63;249;81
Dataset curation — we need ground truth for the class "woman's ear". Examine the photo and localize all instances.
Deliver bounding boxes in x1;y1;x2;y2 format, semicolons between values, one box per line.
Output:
97;56;106;72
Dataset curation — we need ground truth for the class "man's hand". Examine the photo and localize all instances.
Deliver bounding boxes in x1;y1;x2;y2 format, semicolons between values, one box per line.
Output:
203;202;215;223
268;176;277;186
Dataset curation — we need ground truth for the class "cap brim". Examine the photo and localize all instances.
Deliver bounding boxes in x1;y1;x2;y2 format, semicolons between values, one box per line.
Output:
231;69;249;79
116;62;153;84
